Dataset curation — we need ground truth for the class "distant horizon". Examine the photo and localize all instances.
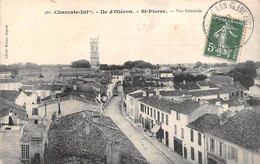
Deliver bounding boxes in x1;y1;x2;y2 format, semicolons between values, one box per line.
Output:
2;59;260;66
1;0;259;66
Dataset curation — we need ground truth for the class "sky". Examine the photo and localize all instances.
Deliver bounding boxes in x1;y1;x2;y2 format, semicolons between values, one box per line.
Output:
0;0;259;65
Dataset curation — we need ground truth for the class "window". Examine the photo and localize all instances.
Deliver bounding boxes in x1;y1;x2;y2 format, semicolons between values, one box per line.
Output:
229;146;238;162
219;142;224;157
190;130;194;142
198;133;202;146
161;129;165;139
21;145;29;159
157;111;160;121
198;151;202;164
161;113;164;124
154;110;156;119
150;108;152;117
210;138;215;152
166;115;168;125
144;105;146;114
176;112;180;120
147;107;149;115
181;128;184;138
34;119;38;124
174;125;177;135
191;147;195;160
140;104;143;112
32;108;38;115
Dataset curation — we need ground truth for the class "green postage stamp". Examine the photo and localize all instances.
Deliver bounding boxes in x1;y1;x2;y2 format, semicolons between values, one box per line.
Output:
204;15;245;62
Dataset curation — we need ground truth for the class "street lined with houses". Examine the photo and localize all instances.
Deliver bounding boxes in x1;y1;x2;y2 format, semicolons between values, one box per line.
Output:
105;86;182;164
0;37;259;164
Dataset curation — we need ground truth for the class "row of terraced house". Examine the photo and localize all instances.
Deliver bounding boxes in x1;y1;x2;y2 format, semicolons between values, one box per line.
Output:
124;76;260;164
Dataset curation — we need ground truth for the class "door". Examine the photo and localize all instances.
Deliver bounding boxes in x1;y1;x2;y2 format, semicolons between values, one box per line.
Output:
174;137;183;156
184;147;187;159
165;131;169;147
208;158;218;164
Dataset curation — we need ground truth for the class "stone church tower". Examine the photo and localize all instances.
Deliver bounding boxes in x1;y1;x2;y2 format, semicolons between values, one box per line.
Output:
90;37;100;71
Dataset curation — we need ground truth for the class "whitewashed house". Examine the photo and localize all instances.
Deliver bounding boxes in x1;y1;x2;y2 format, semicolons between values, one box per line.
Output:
205;108;260;164
0;79;22;91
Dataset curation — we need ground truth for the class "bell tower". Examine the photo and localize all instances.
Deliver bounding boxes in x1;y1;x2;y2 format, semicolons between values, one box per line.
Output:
90;37;100;71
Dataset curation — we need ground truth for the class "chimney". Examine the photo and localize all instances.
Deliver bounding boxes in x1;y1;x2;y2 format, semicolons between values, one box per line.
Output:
106;141;122;164
92;112;100;124
155;89;160;96
73;84;77;91
199;99;206;105
158;95;162;99
51;93;56;100
215;101;221;106
220;111;231;125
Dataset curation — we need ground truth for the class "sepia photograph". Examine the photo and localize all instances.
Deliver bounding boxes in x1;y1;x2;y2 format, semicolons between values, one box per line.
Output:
0;0;259;163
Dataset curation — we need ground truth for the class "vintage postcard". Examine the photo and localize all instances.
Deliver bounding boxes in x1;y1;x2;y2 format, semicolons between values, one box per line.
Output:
0;0;259;164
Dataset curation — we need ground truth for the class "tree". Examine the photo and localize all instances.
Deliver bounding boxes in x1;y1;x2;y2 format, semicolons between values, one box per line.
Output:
195;75;207;81
202;63;209;68
174;73;195;83
100;64;109;70
228;60;257;89
24;62;41;70
122;60;155;69
247;96;260;106
132;75;146;87
71;59;90;68
194;61;202;69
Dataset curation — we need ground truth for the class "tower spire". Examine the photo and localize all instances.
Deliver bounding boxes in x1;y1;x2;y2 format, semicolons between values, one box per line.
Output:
90;37;100;71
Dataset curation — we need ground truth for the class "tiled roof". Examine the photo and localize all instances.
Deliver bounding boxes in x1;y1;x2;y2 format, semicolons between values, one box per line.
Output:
22;80;44;86
160;90;191;96
197;81;219;88
206;98;226;105
187;114;220;133
19;86;34;90
174;82;201;90
0;90;21;101
59;68;92;76
21;123;46;142
208;107;260;152
0;79;21;83
24;92;33;96
34;85;63;91
159;78;173;82
0;97;27;120
18;70;41;77
123;86;141;95
139;96;201;114
220;81;247;92
207;98;245;107
129;92;145;98
45;111;147;163
159;70;173;73
209;75;233;83
189;89;221;97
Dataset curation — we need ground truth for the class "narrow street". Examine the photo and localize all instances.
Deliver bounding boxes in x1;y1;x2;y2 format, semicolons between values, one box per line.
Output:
104;86;173;164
